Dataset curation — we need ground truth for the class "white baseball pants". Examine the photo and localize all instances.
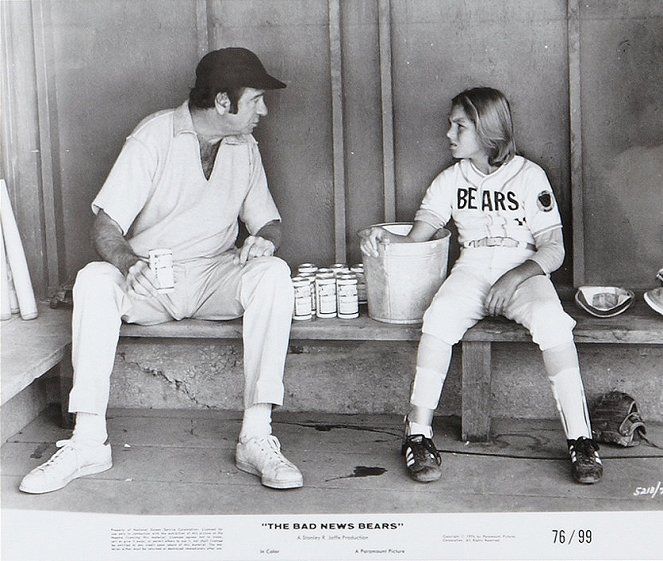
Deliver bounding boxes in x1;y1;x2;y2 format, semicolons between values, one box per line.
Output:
422;247;575;350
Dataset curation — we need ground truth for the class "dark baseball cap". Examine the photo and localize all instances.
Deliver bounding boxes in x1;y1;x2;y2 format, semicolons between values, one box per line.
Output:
194;47;286;90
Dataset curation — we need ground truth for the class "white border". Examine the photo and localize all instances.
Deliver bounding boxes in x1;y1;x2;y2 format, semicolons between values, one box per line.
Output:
3;509;663;561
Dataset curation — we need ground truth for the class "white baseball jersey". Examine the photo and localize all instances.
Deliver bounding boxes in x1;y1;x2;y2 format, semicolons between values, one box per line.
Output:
410;156;589;441
414;155;561;247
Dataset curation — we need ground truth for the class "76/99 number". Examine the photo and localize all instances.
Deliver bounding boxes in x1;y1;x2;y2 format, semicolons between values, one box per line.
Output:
552;529;592;544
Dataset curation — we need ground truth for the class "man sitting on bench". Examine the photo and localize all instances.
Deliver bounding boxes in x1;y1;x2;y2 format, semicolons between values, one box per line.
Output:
20;47;303;493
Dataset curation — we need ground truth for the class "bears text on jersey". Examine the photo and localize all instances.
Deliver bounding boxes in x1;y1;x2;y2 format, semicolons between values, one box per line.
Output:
457;186;519;212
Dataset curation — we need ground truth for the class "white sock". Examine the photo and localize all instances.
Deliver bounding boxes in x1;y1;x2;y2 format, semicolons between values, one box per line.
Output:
407;420;433;439
239;403;272;443
72;412;107;445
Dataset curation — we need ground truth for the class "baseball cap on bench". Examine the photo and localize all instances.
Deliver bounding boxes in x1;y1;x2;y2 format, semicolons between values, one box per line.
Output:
195;47;286;91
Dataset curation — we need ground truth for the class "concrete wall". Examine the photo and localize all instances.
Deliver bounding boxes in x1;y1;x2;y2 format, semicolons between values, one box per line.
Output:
108;339;663;422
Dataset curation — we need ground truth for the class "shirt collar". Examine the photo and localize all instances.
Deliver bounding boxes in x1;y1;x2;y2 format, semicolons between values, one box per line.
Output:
460;155;524;186
172;101;256;145
173;101;196;136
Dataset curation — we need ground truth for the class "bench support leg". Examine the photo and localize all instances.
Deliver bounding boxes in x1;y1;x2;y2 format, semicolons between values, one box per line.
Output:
58;344;75;430
461;341;492;442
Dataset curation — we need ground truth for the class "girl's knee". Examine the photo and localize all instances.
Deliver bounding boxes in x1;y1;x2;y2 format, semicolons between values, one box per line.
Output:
422;300;474;346
528;303;576;350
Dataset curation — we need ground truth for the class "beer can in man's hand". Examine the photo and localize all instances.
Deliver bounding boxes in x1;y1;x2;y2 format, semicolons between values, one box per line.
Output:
148;249;175;293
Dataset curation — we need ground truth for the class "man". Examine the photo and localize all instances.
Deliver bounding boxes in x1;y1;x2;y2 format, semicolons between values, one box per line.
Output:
20;47;303;492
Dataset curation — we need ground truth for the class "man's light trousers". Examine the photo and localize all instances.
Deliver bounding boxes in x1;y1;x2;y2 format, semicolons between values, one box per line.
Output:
67;253;294;415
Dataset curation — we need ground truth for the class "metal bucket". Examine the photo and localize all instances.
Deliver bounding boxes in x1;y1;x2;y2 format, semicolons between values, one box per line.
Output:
359;223;450;324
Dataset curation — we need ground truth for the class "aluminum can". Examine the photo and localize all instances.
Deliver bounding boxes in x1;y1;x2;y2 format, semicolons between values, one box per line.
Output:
330;263;349;276
292;276;313;321
297;263;319;276
336;272;359;319
298;272;317;313
315;272;337;318
351;263;367;304
148;249;175;294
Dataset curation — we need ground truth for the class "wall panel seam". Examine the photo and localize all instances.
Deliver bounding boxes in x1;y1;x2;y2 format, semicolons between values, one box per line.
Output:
378;0;396;223
567;0;585;287
329;0;347;262
31;0;61;295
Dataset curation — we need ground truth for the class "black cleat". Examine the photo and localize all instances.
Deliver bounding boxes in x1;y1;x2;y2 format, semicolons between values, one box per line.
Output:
402;434;442;483
567;437;603;484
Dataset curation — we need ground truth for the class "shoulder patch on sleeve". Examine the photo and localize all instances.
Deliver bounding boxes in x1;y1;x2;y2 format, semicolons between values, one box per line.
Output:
537;190;555;212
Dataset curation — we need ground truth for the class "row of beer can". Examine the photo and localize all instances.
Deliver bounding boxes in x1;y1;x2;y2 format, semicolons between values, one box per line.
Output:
292;263;367;321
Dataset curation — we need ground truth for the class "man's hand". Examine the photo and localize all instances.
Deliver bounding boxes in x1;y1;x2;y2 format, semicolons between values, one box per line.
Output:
94;210;159;299
235;235;276;265
125;260;159;300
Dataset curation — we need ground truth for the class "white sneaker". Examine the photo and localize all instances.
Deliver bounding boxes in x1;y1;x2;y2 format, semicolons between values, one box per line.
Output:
235;435;303;489
19;439;112;494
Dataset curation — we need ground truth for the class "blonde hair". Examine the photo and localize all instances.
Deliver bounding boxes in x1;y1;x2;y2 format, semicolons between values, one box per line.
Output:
451;87;516;167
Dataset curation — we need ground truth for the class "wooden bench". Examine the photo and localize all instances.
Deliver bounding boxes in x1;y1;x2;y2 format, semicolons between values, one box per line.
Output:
3;298;660;442
119;295;663;442
1;304;73;438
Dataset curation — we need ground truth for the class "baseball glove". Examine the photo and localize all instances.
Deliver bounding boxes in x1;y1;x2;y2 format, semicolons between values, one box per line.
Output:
590;391;646;447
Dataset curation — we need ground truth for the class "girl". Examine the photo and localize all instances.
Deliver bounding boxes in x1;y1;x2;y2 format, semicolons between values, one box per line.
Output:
361;87;602;485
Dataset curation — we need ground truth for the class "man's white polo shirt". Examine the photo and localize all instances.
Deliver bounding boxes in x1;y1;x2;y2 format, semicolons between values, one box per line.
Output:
92;101;281;262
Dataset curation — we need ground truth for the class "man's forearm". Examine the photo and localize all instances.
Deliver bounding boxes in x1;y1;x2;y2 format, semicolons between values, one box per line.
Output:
255;220;282;251
93;210;140;276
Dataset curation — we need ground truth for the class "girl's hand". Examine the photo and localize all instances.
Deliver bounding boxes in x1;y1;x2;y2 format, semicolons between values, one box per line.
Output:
485;270;522;316
485;260;545;316
360;227;390;258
